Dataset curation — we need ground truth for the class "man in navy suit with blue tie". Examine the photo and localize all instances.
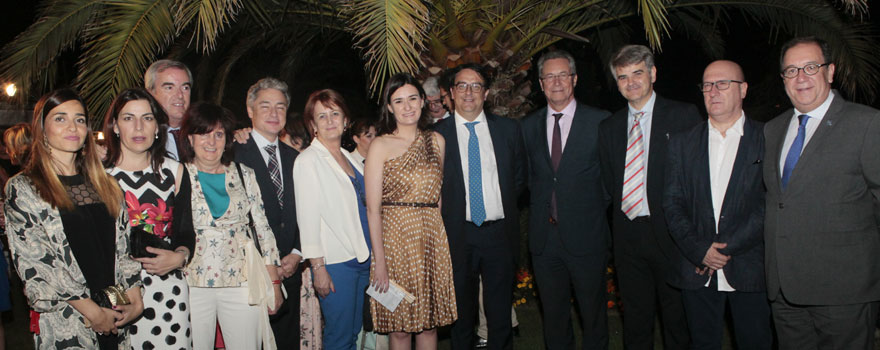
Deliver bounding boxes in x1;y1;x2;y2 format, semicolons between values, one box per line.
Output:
763;36;880;349
434;64;526;350
664;60;771;349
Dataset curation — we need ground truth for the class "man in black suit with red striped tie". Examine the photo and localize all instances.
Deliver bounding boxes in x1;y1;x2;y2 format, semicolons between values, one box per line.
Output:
598;45;700;350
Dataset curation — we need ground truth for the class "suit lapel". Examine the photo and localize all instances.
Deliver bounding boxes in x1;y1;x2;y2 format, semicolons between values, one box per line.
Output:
695;125;714;222
785;95;843;189
647;97;669;191
766;114;788;192
557;105;586;173
487;114;506;167
719;118;757;216
536;107;554;171
441;120;464;188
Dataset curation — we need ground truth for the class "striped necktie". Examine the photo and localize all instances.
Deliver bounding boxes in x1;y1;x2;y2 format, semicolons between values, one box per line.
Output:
264;144;284;208
622;112;646;220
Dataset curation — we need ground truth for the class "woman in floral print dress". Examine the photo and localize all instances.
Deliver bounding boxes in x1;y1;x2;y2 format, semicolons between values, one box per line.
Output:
4;89;143;349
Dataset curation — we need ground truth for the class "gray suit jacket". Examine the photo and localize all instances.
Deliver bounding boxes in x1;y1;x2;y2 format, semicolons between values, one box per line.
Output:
763;93;880;305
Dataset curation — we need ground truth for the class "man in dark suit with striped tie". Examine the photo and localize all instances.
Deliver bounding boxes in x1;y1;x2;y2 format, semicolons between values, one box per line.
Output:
233;77;301;350
598;45;701;350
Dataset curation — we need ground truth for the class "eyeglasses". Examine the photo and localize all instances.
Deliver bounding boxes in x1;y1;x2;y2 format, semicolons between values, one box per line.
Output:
540;72;575;82
698;80;744;92
780;63;832;79
454;82;485;93
427;98;443;107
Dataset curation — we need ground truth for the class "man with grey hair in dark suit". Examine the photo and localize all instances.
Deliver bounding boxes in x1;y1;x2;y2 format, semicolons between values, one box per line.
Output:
763;36;880;349
521;49;611;350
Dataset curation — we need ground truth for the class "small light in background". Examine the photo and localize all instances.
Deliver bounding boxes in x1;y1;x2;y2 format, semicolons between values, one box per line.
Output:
96;132;105;140
4;83;15;97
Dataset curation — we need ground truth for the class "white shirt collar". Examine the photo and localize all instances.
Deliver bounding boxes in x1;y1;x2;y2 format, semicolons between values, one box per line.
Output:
454;110;487;126
708;112;745;137
548;99;577;117
628;91;657;116
794;91;835;119
251;129;279;150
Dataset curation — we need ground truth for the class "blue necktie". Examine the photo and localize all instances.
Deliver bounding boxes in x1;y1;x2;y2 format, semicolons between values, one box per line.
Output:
465;121;486;226
781;114;810;190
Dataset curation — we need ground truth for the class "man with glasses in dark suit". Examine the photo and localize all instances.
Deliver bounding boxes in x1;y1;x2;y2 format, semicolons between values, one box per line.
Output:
434;64;526;350
665;60;771;350
521;50;611;350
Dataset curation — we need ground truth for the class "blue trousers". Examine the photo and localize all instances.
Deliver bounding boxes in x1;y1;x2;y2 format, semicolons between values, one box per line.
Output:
318;263;370;350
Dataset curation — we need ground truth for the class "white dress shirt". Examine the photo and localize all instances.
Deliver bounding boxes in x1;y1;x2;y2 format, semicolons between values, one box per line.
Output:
706;113;745;292
454;111;505;222
166;127;180;161
625;91;657;217
546;99;576;153
778;91;835;176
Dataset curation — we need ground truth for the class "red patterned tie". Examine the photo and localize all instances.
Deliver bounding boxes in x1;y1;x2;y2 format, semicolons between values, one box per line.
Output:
622;112;646;219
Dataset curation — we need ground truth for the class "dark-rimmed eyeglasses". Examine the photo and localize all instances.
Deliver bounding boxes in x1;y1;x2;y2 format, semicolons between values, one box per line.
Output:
698;80;744;92
780;63;832;79
540;72;575;82
454;82;485;93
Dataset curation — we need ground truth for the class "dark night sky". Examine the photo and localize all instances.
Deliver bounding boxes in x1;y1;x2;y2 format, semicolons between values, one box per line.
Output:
2;3;879;122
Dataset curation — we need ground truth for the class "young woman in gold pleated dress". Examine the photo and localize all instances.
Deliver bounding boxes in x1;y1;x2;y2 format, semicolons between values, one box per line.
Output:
365;73;457;350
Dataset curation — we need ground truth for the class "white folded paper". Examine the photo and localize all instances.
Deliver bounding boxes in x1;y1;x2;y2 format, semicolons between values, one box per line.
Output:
367;280;415;312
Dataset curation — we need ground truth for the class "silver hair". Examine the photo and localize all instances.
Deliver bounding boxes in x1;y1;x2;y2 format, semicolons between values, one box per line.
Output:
246;77;290;107
537;50;577;75
144;59;192;91
423;76;441;96
609;45;655;76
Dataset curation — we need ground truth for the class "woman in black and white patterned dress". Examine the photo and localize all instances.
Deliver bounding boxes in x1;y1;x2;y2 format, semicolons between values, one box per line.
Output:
103;88;194;350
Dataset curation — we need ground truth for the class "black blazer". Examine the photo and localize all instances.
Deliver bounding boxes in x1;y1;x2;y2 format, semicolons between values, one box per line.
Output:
598;95;702;261
434;114;527;261
233;138;300;254
521;102;611;256
664;117;766;291
763;93;880;305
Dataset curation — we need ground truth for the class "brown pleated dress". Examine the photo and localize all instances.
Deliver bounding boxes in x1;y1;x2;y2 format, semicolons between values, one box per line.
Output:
371;130;458;333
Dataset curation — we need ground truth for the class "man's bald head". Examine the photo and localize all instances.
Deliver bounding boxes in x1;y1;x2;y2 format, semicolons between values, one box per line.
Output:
705;60;745;81
702;60;747;127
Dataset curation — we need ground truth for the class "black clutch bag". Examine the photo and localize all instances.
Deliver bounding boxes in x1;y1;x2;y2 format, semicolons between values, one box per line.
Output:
130;226;172;258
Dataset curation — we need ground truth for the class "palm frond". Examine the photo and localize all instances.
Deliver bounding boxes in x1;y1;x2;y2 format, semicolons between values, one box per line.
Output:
76;0;176;125
638;0;672;49
669;0;880;102
174;0;243;52
0;0;104;98
345;0;430;95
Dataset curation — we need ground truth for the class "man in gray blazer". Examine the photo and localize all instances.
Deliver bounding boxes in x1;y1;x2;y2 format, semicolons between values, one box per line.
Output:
521;50;610;350
764;36;880;349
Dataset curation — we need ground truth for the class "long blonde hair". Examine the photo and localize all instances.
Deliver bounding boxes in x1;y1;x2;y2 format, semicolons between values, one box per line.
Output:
24;89;122;214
